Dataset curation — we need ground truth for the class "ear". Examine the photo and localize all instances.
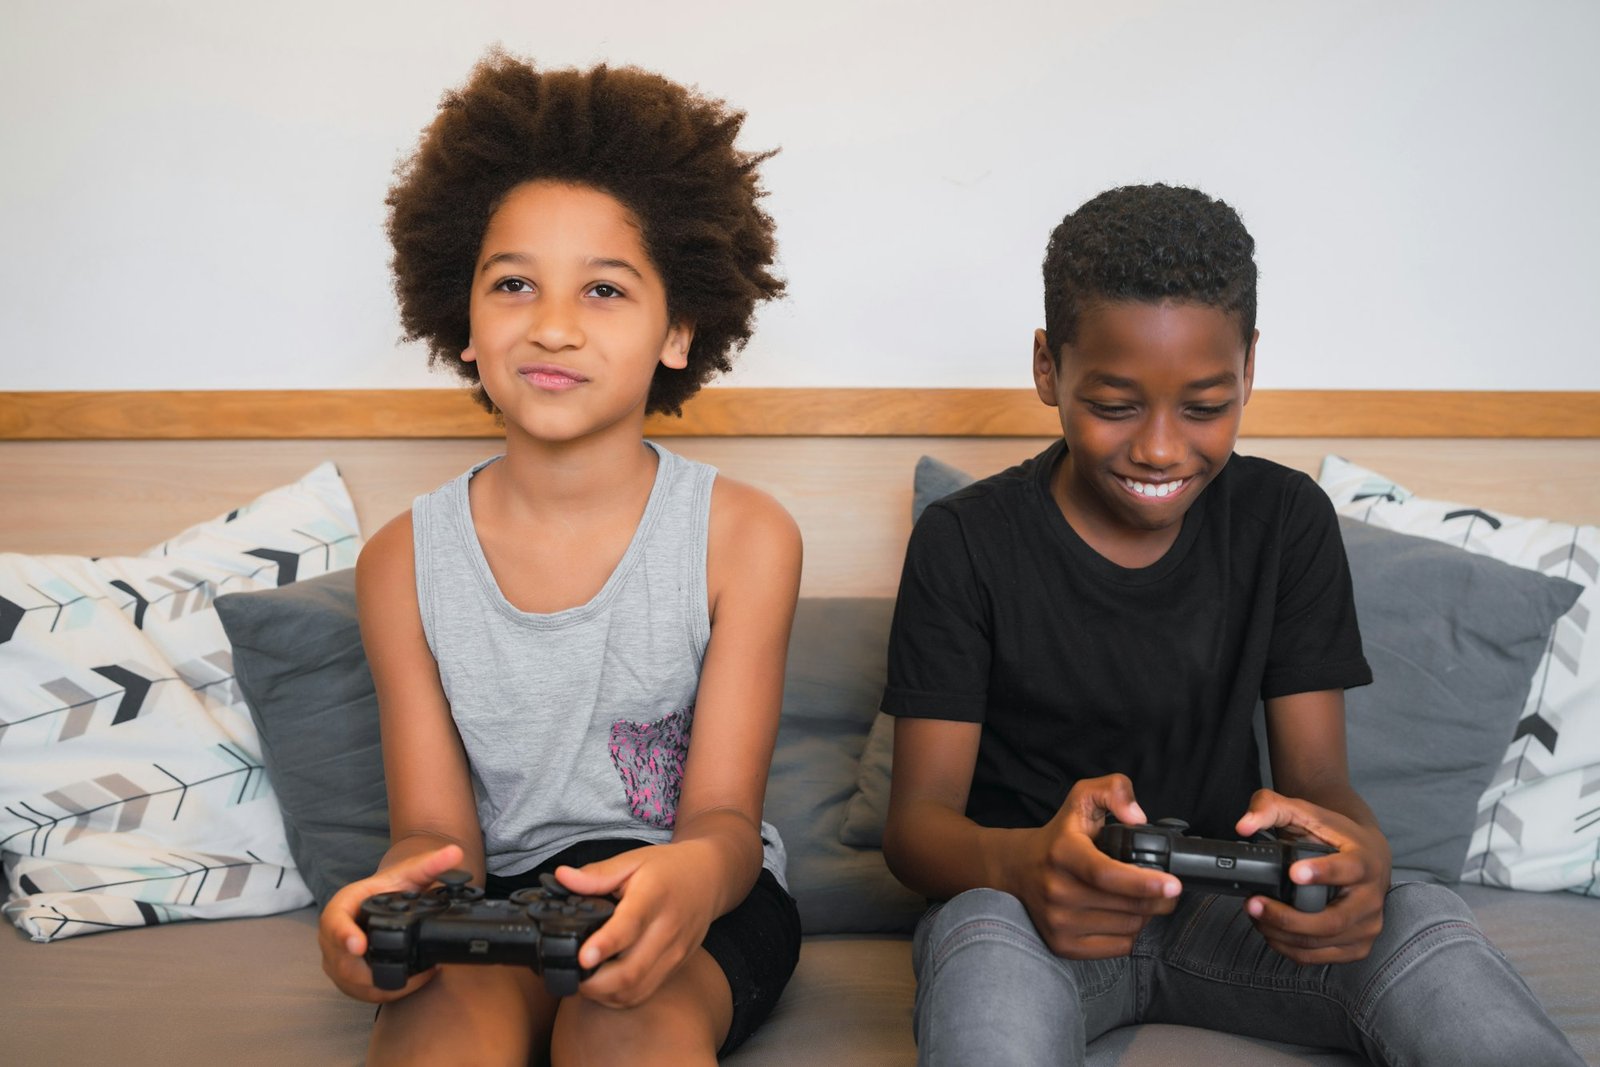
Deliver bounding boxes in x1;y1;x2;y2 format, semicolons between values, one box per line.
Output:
461;341;477;364
659;321;694;371
1240;329;1258;405
1032;329;1061;407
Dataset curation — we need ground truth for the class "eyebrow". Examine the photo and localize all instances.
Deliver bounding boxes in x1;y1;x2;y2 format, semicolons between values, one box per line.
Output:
1184;372;1240;391
477;251;644;280
1084;371;1239;391
587;256;644;280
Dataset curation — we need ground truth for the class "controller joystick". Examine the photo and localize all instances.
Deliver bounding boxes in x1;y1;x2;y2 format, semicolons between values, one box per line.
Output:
1095;819;1334;913
435;868;484;902
359;868;615;996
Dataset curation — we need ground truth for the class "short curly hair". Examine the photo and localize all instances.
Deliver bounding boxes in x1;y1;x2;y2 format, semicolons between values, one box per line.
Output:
386;50;784;416
1041;183;1256;360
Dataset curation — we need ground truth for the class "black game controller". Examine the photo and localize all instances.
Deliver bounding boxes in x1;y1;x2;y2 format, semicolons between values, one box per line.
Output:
359;869;614;995
1095;818;1335;913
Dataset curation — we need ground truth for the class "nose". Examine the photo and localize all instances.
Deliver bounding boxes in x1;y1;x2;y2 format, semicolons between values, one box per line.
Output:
526;298;584;351
1129;411;1181;471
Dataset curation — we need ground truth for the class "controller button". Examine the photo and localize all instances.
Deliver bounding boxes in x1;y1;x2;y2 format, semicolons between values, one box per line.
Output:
401;891;419;900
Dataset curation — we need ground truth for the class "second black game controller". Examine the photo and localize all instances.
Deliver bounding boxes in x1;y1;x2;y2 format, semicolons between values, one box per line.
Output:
1095;818;1335;912
359;869;614;995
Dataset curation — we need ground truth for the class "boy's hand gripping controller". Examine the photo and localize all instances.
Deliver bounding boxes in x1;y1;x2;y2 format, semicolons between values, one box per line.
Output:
1095;818;1334;912
359;869;614;995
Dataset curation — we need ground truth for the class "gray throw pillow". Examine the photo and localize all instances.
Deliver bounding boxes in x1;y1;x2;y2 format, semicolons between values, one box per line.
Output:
912;455;978;523
1337;518;1580;881
766;598;926;934
214;569;389;905
840;459;1583;887
840;456;975;847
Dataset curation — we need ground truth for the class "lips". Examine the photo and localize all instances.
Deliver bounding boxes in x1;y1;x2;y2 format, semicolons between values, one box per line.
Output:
518;364;589;390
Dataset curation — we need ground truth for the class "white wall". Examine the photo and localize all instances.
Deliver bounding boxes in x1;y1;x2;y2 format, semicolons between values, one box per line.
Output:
3;0;1597;392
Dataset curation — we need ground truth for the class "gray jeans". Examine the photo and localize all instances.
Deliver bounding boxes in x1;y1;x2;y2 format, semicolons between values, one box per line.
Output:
911;882;1584;1067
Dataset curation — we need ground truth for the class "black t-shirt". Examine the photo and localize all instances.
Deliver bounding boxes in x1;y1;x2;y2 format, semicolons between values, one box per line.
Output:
881;441;1372;840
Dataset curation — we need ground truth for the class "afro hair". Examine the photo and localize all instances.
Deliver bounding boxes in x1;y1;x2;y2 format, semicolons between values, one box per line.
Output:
387;50;784;416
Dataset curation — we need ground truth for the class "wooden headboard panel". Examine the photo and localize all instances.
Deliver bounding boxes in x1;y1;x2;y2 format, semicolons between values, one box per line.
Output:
4;386;1596;595
4;434;1598;598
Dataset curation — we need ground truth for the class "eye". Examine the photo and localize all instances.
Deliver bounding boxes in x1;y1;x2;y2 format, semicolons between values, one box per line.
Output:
1187;403;1231;420
1087;402;1135;419
588;282;624;299
493;277;534;294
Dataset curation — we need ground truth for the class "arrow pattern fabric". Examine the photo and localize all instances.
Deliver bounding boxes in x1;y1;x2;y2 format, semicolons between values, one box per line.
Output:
1;463;362;940
1320;455;1600;897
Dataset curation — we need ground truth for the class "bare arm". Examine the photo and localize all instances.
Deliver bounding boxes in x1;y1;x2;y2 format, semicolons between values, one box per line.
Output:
667;475;802;911
317;511;485;1000
1236;688;1391;962
359;511;485;873
883;716;1178;959
882;717;1019;898
1262;688;1380;831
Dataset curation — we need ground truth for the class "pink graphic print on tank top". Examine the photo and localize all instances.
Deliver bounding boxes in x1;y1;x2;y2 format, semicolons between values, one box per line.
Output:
609;706;692;829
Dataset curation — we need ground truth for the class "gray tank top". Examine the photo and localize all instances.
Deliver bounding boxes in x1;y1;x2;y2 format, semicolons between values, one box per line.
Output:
413;442;787;885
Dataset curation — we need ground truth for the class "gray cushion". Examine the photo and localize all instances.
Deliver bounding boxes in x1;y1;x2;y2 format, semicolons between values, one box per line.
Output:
1337;519;1580;880
217;575;924;933
5;889;1591;1066
766;599;926;934
214;569;388;905
838;457;976;846
912;455;975;521
841;458;1582;886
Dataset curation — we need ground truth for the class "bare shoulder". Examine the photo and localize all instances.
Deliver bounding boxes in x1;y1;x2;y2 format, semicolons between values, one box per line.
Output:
356;508;417;608
706;475;801;614
707;474;802;566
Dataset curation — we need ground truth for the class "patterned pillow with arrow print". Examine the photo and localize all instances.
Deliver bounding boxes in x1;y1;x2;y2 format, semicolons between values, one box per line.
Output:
1319;455;1599;898
0;462;362;941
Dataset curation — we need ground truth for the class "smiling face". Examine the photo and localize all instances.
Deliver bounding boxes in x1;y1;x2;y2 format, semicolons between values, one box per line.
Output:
464;180;692;444
1033;300;1256;564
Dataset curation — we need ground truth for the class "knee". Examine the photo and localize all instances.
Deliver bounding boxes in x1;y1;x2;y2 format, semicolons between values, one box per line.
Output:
921;888;1037;946
552;996;714;1067
1377;881;1481;946
912;890;1101;1065
551;955;728;1067
1355;881;1494;985
367;966;545;1067
914;888;1064;980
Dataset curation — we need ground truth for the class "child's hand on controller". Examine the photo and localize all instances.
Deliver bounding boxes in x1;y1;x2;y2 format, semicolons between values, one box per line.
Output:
551;840;723;1009
318;843;466;1002
1018;774;1182;960
1235;790;1392;964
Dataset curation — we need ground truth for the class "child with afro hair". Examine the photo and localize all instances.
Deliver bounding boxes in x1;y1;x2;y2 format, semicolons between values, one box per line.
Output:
319;51;801;1066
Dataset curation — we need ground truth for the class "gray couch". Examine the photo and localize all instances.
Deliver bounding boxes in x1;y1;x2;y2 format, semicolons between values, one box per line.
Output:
5;593;1597;1065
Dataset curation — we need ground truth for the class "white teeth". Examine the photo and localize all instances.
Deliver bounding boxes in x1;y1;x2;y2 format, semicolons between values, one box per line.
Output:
1124;477;1184;498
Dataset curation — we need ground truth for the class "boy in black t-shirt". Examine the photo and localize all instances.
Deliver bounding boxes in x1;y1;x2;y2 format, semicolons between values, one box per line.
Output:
880;184;1582;1066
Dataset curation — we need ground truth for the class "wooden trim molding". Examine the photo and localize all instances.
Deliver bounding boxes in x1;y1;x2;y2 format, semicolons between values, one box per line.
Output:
2;388;1597;439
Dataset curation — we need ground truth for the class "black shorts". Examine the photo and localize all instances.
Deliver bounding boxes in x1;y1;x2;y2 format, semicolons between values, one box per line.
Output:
488;838;801;1057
